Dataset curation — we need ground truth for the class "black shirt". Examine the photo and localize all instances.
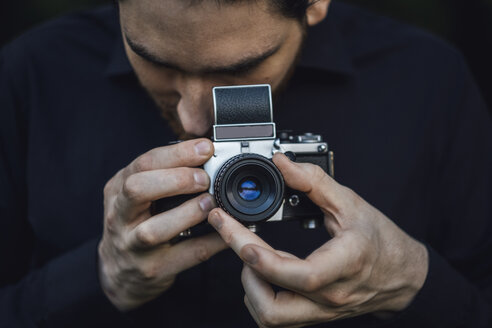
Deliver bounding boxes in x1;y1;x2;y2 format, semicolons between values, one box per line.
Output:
1;3;491;327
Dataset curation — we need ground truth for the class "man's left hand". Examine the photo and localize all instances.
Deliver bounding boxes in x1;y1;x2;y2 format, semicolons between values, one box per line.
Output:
208;153;428;328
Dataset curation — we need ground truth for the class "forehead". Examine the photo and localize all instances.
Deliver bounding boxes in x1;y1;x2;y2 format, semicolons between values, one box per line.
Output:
119;0;293;67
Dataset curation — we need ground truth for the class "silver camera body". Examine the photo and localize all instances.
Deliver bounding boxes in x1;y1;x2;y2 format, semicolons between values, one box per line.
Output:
205;139;284;221
203;85;334;227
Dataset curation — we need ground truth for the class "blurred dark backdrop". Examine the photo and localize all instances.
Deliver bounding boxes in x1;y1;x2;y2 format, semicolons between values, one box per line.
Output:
1;0;491;111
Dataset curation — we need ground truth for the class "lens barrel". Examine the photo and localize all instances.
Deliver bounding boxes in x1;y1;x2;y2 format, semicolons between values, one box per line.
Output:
214;154;284;223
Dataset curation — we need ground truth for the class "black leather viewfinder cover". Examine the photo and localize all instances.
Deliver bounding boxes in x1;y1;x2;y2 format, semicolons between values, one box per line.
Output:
213;85;273;125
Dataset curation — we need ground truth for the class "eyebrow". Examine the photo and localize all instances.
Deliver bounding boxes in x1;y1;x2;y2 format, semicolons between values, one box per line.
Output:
124;34;282;75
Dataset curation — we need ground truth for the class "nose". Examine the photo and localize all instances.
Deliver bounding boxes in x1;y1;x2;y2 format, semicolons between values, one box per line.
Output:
176;76;214;137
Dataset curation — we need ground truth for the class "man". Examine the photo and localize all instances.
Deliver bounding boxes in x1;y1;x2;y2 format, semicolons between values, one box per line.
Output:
0;0;491;327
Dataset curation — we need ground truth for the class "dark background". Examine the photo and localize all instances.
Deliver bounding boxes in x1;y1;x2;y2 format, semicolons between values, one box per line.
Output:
1;0;491;111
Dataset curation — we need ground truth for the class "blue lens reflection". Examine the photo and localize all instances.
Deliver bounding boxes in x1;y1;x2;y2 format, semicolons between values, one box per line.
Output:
238;179;261;201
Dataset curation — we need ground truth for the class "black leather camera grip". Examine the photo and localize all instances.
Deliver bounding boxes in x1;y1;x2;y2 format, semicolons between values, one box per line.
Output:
214;85;272;125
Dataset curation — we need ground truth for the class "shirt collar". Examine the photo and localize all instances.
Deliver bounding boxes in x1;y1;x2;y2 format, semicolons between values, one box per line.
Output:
104;4;356;78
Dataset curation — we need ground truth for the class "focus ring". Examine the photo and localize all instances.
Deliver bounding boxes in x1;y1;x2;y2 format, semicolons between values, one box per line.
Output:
214;153;284;222
213;155;244;216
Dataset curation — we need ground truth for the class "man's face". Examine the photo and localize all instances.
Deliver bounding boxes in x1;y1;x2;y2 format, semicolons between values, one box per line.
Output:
118;0;305;138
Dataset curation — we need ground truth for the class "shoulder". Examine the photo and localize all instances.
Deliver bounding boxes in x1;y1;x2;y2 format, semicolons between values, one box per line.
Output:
331;2;467;79
327;1;475;122
1;5;120;77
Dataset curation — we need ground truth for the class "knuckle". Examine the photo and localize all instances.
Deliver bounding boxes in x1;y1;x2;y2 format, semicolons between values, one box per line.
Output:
351;250;365;275
134;226;158;248
257;309;280;328
105;211;118;235
174;143;189;160
163;143;187;165
325;289;350;307
302;271;322;293
134;153;154;172
122;176;143;202
343;186;357;198
104;173;123;198
305;164;325;185
344;186;364;211
347;236;368;275
173;169;195;190
330;191;352;219
194;244;211;263
223;230;234;246
331;200;350;221
140;263;159;280
312;164;326;180
103;180;113;197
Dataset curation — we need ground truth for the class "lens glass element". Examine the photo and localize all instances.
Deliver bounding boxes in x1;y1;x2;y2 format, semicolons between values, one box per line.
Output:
214;153;284;223
238;178;261;201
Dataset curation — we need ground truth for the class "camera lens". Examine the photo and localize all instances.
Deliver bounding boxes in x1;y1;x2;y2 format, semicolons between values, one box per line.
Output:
214;154;284;223
238;178;261;201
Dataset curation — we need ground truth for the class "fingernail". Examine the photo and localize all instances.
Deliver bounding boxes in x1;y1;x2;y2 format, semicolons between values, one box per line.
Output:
209;211;223;230
199;195;215;212
242;247;258;265
194;171;209;186
195;140;211;156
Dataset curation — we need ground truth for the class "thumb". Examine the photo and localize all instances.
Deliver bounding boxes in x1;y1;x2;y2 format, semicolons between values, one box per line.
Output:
272;152;349;216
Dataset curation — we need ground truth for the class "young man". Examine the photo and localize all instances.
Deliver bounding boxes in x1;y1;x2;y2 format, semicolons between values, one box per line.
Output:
1;0;491;327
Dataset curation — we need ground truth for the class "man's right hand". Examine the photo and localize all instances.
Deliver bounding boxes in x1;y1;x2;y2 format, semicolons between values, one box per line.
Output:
98;138;226;311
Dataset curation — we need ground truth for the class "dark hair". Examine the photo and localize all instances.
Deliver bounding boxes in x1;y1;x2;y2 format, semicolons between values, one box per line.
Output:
260;0;315;20
194;0;320;21
120;0;316;21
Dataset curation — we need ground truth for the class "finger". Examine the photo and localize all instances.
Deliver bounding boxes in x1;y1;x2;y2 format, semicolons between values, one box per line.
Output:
245;295;300;328
208;208;274;253
272;153;349;216
116;167;210;217
207;209;344;293
128;193;216;249
245;294;302;328
242;266;333;327
242;265;275;308
242;243;345;294
162;232;228;276
125;138;214;177
244;295;265;328
276;250;300;260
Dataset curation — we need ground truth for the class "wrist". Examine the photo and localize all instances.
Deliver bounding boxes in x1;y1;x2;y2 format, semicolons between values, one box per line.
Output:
97;240;135;311
97;241;121;307
372;239;428;319
393;239;429;312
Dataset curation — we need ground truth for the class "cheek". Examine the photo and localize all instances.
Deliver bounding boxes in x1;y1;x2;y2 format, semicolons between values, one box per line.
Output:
268;54;299;88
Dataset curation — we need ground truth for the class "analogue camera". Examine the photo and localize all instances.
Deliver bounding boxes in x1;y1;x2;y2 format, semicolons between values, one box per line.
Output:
151;85;334;234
